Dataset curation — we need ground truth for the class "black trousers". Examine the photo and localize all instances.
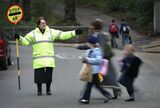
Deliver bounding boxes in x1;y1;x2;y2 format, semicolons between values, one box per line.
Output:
82;74;111;100
110;34;118;48
126;78;134;97
34;67;53;92
118;75;134;97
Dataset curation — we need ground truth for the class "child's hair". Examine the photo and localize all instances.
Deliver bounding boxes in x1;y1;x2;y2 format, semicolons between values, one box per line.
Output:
91;20;103;30
112;19;115;23
124;45;135;55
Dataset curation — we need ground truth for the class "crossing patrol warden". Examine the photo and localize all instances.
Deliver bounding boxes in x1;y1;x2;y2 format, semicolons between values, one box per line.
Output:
15;16;82;96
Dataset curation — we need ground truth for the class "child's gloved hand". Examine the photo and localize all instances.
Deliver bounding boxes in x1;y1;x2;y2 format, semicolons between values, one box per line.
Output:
82;57;88;63
98;73;103;82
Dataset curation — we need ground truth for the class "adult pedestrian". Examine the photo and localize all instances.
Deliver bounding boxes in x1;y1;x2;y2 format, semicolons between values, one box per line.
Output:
75;20;121;99
14;16;82;96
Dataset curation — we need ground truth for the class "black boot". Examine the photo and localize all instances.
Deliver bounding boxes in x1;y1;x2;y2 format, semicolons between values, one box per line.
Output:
37;83;42;96
37;91;42;96
112;89;121;99
46;83;52;95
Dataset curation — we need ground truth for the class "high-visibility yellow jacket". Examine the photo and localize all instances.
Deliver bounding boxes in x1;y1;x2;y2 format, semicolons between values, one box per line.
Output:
19;26;76;69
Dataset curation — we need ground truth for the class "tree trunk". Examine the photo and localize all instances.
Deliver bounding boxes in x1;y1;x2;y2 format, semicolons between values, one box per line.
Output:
10;0;19;3
64;0;76;24
23;0;31;22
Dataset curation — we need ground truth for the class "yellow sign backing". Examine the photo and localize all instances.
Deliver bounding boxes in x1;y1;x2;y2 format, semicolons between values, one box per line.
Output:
6;4;24;25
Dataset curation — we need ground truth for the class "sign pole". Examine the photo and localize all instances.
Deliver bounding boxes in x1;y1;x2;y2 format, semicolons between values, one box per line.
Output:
6;4;24;90
15;22;21;90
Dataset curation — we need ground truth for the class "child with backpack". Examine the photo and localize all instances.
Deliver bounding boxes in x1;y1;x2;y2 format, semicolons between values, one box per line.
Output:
78;36;112;104
109;19;119;48
119;18;132;45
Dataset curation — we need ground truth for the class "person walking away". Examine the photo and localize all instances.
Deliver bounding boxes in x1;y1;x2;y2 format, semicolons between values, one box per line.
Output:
75;20;121;99
79;36;111;104
119;18;132;45
14;16;82;96
109;19;119;48
118;45;142;101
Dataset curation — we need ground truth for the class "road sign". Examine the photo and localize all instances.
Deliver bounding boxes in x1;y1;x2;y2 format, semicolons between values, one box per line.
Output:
6;4;24;25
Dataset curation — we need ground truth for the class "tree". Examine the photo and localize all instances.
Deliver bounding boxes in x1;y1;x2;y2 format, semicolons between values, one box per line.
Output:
23;0;31;22
10;0;19;3
64;0;77;25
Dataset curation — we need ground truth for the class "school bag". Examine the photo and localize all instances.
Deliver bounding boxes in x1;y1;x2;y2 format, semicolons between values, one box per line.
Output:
109;24;118;33
122;24;130;34
99;59;109;76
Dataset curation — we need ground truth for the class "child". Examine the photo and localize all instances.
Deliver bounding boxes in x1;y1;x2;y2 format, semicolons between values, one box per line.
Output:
79;36;111;104
109;19;119;48
118;45;142;102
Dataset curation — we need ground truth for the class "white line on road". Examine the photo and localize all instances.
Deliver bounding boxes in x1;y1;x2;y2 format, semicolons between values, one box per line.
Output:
55;53;84;59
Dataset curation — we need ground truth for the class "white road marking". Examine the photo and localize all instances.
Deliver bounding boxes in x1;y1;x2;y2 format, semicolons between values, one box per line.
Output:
55;53;85;59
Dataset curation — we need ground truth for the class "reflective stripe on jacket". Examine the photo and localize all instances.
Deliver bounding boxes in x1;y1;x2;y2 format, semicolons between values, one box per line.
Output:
19;26;76;69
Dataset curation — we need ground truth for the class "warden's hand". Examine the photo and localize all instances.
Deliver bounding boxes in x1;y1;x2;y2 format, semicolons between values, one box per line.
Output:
14;34;20;40
75;28;83;35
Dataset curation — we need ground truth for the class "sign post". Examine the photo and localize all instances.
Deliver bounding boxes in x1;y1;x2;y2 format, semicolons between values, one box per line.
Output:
6;4;24;90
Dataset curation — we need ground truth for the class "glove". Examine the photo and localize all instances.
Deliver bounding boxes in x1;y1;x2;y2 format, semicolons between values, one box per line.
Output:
82;57;88;63
75;28;83;35
98;73;103;82
14;34;20;40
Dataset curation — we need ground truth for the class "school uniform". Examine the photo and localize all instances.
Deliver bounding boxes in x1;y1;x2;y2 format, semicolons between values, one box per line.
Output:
118;55;142;101
80;47;111;104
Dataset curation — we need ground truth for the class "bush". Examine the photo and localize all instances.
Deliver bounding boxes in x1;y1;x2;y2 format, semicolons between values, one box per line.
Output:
106;0;124;11
130;0;154;25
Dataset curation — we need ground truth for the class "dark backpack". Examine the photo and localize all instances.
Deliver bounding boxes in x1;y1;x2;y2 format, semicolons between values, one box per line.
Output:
122;24;130;33
109;24;118;33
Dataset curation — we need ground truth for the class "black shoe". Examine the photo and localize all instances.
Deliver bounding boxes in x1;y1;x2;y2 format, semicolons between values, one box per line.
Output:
104;97;109;103
46;91;52;95
79;99;89;104
112;89;122;99
125;97;135;102
37;91;42;96
112;96;118;99
104;94;112;100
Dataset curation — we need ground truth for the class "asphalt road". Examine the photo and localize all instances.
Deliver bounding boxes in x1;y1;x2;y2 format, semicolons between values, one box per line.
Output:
0;45;160;108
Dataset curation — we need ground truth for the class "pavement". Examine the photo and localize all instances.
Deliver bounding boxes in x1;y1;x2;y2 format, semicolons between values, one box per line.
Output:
137;36;160;53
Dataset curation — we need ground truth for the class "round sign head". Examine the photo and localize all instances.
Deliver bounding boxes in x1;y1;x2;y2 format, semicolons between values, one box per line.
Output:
6;4;24;25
